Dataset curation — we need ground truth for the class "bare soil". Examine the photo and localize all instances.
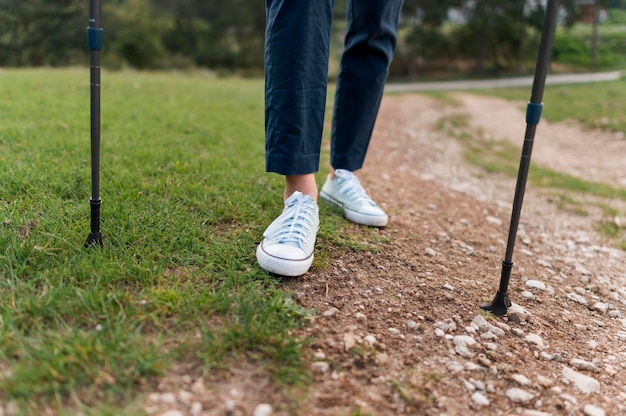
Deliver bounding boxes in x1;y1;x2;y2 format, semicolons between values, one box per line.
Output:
145;93;626;416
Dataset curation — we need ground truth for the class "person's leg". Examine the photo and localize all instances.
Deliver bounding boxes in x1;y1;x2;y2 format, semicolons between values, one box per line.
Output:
320;0;403;227
257;0;333;276
330;0;403;171
265;0;334;183
285;175;318;202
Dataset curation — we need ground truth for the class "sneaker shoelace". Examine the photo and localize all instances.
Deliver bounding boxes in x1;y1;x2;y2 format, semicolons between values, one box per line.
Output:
336;171;377;207
267;195;316;248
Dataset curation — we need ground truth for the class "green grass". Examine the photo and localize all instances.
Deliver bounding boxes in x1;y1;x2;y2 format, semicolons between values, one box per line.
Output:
0;68;380;413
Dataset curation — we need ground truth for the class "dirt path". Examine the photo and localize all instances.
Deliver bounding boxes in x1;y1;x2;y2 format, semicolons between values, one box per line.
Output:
144;93;626;416
455;94;626;188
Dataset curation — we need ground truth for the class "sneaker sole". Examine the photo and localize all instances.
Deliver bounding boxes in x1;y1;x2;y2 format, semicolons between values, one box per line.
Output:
320;191;388;227
256;244;313;277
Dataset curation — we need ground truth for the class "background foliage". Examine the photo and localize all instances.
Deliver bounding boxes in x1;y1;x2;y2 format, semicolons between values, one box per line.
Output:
0;0;625;77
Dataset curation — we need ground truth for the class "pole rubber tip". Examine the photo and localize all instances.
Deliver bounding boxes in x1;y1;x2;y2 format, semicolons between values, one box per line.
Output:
480;291;511;316
85;232;103;248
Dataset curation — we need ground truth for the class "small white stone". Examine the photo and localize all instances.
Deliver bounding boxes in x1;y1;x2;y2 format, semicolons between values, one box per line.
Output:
159;392;177;405
160;411;184;416
609;310;622;318
388;328;401;336
507;303;530;324
521;410;551;416
189;402;203;416
521;291;535;300
455;344;473;358
311;361;330;373
480;332;497;340
525;280;547;290
471;392;490;406
512;374;531;386
562;367;600;393
425;248;438;256
592;302;608;313
571;358;600;373
506;388;534;403
605;364;617;376
560;394;578;404
536;375;553;387
464;362;481;371
583;404;605;416
471;315;505;336
453;335;477;347
469;378;485;391
225;399;237;412
567;292;588;305
448;363;464;373
343;333;356;351
322;307;340;317
486;216;502;226
253;403;273;416
177;390;193;405
484;342;497;351
363;335;377;346
147;393;160;403
443;283;455;291
354;312;367;320
525;333;545;349
494;321;511;332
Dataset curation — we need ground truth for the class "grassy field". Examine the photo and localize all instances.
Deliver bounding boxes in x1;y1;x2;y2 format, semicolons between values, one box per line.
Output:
0;68;373;414
1;68;625;414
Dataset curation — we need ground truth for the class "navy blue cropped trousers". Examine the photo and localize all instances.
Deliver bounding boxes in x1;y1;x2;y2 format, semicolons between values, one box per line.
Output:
264;0;403;176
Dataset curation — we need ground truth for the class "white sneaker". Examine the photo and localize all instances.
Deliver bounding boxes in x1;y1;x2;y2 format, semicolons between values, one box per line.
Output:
320;169;388;227
256;191;319;277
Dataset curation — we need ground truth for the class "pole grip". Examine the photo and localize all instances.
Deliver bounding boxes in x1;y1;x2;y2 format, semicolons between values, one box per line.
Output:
88;27;103;51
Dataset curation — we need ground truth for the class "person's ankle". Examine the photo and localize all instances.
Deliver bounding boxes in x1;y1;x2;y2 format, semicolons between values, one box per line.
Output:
285;189;318;202
284;174;318;202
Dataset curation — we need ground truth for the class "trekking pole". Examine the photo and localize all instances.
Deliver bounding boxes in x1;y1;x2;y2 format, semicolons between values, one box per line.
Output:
85;0;103;247
481;0;559;315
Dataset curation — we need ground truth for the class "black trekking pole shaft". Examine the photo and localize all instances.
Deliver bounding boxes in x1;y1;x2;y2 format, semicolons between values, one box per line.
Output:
86;0;103;247
482;0;559;315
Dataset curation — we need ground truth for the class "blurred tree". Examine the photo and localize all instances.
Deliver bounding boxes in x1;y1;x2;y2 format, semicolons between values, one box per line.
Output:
103;0;168;69
0;0;620;73
155;0;265;70
0;0;85;66
396;0;464;76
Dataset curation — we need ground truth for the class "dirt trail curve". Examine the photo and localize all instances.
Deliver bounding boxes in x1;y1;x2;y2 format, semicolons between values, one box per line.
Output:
385;70;623;93
143;91;626;416
455;93;626;188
